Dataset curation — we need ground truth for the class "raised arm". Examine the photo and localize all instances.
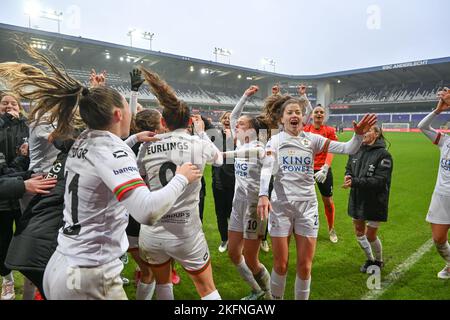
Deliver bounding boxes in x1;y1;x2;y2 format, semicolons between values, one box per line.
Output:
418;91;450;147
298;84;312;125
129;68;145;115
230;85;259;137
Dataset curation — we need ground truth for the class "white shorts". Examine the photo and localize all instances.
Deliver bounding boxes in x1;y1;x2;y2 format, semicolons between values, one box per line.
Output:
43;250;127;300
269;199;319;238
127;235;139;251
139;230;211;274
426;193;450;225
229;198;267;240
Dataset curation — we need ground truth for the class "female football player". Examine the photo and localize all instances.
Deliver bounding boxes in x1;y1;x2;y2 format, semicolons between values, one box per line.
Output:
418;87;450;279
225;85;271;300
137;67;223;300
257;94;376;300
1;43;201;299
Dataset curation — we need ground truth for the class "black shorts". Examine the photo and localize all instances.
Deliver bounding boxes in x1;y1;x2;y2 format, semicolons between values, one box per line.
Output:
126;214;141;237
314;168;333;197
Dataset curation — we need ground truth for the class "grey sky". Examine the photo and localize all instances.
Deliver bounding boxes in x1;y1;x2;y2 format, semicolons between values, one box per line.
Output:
0;0;449;74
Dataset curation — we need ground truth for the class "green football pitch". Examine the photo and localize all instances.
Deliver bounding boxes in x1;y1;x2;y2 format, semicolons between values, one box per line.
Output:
11;132;450;299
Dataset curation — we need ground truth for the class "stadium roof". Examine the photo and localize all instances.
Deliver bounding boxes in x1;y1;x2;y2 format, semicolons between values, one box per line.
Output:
0;22;449;88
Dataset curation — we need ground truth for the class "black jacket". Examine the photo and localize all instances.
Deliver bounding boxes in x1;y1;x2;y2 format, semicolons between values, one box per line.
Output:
0;113;29;212
0;153;31;212
0;176;26;200
0;113;29;165
210;128;235;190
5;140;72;272
345;139;393;222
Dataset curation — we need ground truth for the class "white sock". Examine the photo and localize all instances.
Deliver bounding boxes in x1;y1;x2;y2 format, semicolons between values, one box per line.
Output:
370;237;383;262
254;264;271;292
22;277;36;300
357;235;374;261
295;275;311;300
270;269;286;300
201;289;221;300
2;272;13;283
236;257;261;292
136;280;156;300
435;241;450;267
155;283;174;300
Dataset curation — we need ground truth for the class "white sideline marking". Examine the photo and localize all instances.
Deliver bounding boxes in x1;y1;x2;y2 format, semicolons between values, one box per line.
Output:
361;238;434;300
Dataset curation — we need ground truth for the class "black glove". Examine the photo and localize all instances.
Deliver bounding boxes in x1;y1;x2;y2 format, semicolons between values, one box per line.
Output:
130;68;144;92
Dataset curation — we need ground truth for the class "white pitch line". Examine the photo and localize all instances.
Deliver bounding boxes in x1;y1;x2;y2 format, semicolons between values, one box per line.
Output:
361;238;434;300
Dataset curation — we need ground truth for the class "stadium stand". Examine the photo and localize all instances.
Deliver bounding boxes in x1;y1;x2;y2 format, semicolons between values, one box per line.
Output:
328;112;450;129
333;82;444;105
0;23;449;127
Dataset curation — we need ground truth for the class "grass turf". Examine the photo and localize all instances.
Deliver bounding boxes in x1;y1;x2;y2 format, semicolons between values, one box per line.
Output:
9;132;450;299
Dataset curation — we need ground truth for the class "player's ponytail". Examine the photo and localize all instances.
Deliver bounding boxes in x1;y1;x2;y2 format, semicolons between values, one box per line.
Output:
0;42;85;139
140;67;190;130
0;40;125;139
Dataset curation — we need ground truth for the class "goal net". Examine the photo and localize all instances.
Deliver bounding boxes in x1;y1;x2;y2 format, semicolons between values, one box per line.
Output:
381;123;410;132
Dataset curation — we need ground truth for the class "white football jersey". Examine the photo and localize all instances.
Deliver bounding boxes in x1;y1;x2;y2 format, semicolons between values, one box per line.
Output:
57;129;147;267
233;140;265;201
28;120;59;173
267;131;329;202
435;134;450;196
137;129;221;239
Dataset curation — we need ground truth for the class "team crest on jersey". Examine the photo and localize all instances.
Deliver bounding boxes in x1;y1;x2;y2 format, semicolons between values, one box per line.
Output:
301;138;311;147
113;150;128;159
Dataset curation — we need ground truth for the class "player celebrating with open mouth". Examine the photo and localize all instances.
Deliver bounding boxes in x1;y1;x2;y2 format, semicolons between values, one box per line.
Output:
418;87;450;279
225;85;271;300
257;94;376;300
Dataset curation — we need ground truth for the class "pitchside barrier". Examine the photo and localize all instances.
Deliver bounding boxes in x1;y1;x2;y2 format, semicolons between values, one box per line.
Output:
342;128;450;133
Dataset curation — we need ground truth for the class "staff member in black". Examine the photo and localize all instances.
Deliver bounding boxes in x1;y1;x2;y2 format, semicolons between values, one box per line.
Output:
0;92;29;300
212;112;235;253
343;125;393;273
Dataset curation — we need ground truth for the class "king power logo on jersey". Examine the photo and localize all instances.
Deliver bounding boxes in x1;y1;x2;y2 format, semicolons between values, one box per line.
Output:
441;158;450;171
280;151;313;173
235;161;249;177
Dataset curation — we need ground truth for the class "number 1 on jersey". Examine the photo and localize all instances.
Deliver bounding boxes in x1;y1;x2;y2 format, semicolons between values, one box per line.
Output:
63;172;81;235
